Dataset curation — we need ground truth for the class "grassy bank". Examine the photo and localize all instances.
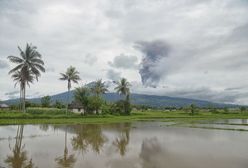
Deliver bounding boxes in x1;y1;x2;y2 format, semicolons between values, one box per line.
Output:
1;108;248;125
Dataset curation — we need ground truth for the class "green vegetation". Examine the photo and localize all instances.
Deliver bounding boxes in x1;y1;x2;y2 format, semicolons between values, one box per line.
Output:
90;79;108;114
114;78;131;115
72;78;132;115
41;95;51;107
1;108;248;125
240;106;246;113
73;79;108;115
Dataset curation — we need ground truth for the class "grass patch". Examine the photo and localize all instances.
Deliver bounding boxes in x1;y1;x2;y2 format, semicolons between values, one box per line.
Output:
1;108;248;125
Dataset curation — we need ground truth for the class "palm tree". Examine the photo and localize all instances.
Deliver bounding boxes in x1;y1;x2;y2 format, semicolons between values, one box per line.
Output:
90;79;108;114
91;79;108;97
7;43;45;112
74;87;90;114
114;78;131;115
60;66;80;114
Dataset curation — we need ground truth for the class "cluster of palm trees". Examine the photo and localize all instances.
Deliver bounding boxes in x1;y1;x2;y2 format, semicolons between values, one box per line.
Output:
8;43;132;114
7;44;45;112
61;66;131;115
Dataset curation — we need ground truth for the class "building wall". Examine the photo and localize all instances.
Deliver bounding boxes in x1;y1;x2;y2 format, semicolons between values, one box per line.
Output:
72;108;84;114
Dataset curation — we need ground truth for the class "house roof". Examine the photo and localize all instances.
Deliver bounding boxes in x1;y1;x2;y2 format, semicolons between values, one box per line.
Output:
68;101;84;109
0;104;9;108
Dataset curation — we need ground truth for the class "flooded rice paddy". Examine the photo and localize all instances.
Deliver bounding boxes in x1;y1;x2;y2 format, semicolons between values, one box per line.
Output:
0;121;248;168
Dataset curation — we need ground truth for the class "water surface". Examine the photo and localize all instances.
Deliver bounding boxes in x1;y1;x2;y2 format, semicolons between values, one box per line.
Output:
0;122;248;168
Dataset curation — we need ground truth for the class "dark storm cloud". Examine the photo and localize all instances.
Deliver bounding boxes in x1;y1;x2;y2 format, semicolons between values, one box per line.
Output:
108;54;138;69
106;69;121;81
134;40;171;87
0;60;9;69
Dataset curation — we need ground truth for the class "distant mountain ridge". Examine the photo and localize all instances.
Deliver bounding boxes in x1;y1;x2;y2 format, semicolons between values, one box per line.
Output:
3;90;239;108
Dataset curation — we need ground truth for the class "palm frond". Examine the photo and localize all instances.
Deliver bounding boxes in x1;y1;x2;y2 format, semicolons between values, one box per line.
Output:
18;46;26;60
59;73;68;80
33;63;45;72
7;56;23;63
8;64;24;74
31;58;44;65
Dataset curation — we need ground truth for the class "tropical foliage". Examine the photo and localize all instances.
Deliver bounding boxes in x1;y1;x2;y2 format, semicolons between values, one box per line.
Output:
90;79;108;97
90;79;108;114
41;95;51;107
74;86;90;113
114;78;132;115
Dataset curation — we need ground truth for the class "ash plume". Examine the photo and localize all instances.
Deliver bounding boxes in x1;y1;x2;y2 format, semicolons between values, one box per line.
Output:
135;40;171;87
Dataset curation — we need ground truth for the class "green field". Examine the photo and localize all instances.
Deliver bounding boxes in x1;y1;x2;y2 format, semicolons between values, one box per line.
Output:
1;108;248;125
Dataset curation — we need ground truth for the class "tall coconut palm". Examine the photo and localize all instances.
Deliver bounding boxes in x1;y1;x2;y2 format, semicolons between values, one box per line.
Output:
59;66;80;114
114;78;131;115
7;43;45;112
114;78;131;97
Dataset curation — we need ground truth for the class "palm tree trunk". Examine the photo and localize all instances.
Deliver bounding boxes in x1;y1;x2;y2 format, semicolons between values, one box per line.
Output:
66;88;70;115
125;94;130;115
64;126;68;159
21;87;24;113
96;95;99;115
23;83;26;113
19;86;22;111
18;125;24;148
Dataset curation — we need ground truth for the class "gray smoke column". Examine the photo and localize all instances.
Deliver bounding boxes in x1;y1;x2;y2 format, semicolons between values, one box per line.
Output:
135;40;170;87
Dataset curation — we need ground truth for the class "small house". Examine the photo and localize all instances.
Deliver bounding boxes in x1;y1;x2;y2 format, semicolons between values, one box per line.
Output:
0;104;10;110
68;101;84;114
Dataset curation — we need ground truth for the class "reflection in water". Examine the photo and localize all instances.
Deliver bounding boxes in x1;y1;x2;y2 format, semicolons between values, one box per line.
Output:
113;123;130;156
1;122;248;168
139;136;248;168
140;137;167;168
71;125;107;154
242;119;247;124
4;125;35;168
39;124;49;131
55;126;76;168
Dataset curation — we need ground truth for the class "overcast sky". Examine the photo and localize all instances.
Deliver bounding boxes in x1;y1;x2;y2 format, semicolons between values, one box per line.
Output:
0;0;248;105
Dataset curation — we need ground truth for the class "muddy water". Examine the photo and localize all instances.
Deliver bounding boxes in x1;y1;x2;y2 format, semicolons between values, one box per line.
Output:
0;122;248;168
